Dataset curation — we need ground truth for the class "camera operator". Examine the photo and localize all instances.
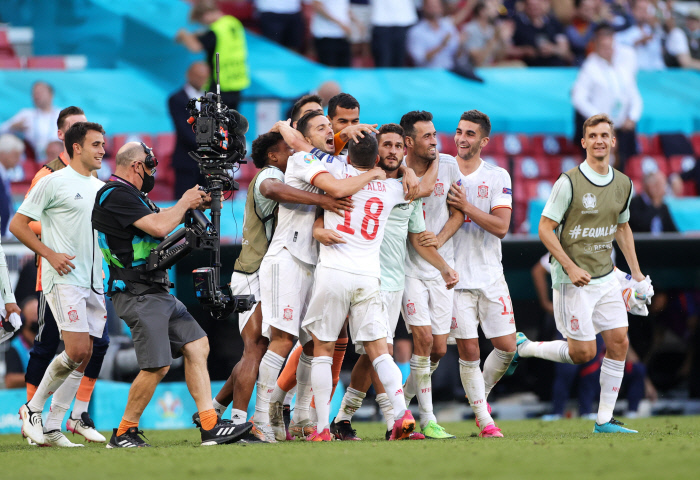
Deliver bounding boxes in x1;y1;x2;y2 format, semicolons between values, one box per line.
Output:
92;141;252;448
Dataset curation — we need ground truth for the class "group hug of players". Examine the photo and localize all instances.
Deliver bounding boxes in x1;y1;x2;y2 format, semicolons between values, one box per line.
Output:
6;91;652;448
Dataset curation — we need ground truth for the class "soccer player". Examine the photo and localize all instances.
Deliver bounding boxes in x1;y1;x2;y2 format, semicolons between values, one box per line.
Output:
400;110;463;439
508;113;648;434
445;110;516;437
23;107;108;444
12;122;108;447
253;111;386;441
206;132;352;441
302;133;418;441
290;94;324;128
328;123;458;440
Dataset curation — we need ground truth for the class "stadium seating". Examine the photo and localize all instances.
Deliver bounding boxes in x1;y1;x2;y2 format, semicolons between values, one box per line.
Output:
26;56;65;69
0;56;21;69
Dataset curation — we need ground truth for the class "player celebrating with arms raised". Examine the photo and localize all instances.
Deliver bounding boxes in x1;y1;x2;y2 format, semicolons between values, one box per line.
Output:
508;113;648;434
446;110;516;438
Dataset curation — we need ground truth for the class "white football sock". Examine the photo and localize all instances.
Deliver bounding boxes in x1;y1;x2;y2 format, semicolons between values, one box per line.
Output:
430;360;439;375
292;353;313;423
284;386;296;405
28;351;81;413
483;348;515;398
459;359;493;429
410;355;435;427
270;384;287;405
519;339;574;364
372;354;407;420
45;369;83;432
335;387;366;423
212;399;227;417
255;351;285;424
310;356;333;432
597;357;625;425
375;393;394;431
72;399;89;418
230;408;247;425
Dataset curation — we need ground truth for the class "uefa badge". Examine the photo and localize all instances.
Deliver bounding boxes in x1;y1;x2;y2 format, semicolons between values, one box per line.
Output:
478;184;489;198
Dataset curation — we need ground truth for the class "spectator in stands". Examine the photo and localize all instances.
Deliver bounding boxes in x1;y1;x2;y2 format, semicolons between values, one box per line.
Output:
169;61;210;198
254;0;305;52
510;0;573;66
664;10;700;70
4;296;39;388
615;0;666;71
370;0;418;66
407;0;460;68
628;171;678;234
176;2;249;111
571;24;641;170
0;133;23;238
309;0;353;67
565;0;613;66
0;81;60;162
317;80;342;107
44;141;64;164
458;0;517;67
349;0;372;66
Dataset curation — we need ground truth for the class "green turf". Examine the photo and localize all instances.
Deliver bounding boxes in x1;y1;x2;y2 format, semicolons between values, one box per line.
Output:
2;417;699;480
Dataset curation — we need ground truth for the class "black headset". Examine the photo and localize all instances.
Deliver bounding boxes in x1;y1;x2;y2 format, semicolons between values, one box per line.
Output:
140;142;158;170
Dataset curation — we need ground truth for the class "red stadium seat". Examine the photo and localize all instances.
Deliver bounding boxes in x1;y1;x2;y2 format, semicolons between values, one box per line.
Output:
489;133;530;156
482;154;508;169
636;134;662;156
155;133;176;158
26;56;66;69
530;134;564;157
437;132;457;156
513;178;553;204
513;156;552;181
0;30;15;57
0;56;21;69
625;155;668;179
668;155;696;175
551;155;580;177
692;133;700;156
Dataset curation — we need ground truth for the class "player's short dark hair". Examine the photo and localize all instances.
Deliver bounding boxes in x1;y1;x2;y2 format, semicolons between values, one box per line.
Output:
460;110;492;137
65;121;105;159
290;94;324;123
348;133;378;169
400;111;433;139
296;110;325;138
57;106;85;131
377;123;405;144
251;132;284;169
582;113;614;138
328;93;360;119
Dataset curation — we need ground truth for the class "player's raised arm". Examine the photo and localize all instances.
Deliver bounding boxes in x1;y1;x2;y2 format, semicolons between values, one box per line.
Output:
260;177;353;215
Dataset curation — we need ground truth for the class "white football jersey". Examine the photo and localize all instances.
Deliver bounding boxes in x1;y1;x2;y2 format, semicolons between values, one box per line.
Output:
319;162;407;278
453;159;513;289
265;151;330;265
405;154;462;280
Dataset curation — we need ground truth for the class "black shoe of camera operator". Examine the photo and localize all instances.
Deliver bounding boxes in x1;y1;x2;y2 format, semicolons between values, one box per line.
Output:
200;419;253;446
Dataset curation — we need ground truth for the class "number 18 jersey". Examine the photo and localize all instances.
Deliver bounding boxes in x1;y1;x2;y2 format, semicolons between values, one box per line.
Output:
320;162;408;279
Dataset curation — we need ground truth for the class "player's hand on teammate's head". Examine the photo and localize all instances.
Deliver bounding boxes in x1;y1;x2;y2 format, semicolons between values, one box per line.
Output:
314;228;347;246
567;265;591;287
46;252;76;276
417;231;439;248
344;124;379;143
402;167;420;201
321;195;354;216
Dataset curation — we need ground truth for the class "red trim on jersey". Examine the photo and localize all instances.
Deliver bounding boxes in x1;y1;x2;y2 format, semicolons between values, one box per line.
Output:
491;205;512;211
309;170;328;186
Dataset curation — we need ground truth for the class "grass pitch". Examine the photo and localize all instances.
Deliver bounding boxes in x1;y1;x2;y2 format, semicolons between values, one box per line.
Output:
1;416;699;480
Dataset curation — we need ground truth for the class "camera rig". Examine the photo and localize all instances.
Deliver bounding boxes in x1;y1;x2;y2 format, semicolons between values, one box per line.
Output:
146;53;254;319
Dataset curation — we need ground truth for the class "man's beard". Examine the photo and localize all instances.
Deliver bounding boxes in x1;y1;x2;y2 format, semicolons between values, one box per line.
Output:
379;157;401;172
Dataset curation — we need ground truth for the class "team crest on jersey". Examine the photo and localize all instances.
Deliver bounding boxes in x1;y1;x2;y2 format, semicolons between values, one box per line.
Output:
406;303;416;316
68;310;79;323
434;183;444;196
478;184;489;198
283;307;294;321
570;316;579;332
582;193;597;209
